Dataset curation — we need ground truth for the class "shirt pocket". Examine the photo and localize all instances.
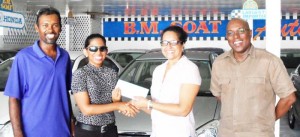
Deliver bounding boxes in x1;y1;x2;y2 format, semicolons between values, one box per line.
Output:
245;77;266;97
219;78;231;92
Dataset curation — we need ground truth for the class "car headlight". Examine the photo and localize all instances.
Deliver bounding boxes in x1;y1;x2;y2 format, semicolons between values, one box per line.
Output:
196;120;219;137
0;121;13;137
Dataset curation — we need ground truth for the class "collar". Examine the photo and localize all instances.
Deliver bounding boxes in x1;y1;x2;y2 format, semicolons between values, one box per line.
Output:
87;63;104;71
163;55;187;67
223;45;256;60
33;40;61;59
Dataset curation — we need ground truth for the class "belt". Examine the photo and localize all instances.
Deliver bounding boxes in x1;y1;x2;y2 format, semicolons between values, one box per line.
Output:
76;122;115;133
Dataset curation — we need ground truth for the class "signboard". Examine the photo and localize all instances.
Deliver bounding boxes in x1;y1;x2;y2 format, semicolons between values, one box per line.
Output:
231;9;266;20
103;19;300;39
104;20;228;38
0;0;13;11
0;9;25;29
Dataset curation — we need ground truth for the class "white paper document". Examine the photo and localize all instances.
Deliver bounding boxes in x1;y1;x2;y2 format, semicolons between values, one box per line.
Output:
115;79;149;99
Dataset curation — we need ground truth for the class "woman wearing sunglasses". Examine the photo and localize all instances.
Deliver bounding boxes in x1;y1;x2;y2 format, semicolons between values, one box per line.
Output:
133;26;201;137
71;33;139;137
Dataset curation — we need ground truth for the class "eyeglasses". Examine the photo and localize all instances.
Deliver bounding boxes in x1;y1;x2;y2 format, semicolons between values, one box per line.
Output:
87;46;108;52
226;28;249;37
160;40;182;47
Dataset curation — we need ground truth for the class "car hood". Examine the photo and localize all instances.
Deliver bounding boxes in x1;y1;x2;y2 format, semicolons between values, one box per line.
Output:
115;96;218;135
0;92;10;125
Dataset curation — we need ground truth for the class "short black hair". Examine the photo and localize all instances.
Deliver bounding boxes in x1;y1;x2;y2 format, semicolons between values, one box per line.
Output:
161;25;188;44
84;33;106;48
36;7;61;27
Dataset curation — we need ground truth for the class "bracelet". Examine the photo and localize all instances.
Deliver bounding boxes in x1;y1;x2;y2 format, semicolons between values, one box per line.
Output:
147;100;153;110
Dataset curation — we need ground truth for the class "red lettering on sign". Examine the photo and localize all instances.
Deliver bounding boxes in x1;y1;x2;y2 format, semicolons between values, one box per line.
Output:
124;22;136;34
195;21;210;33
210;21;221;33
140;22;159;34
282;19;299;37
183;21;197;33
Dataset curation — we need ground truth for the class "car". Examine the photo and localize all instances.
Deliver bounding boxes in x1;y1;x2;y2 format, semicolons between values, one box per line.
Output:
0;58;14;136
185;47;225;55
0;51;122;136
115;50;220;136
280;48;300;75
0;50;18;63
288;63;300;129
108;49;151;68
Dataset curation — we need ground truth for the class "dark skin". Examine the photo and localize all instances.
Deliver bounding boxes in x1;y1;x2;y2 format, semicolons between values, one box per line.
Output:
9;13;75;137
9;98;23;137
217;18;296;121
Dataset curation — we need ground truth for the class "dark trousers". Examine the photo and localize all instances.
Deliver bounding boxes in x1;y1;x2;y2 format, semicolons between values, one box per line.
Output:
75;124;118;137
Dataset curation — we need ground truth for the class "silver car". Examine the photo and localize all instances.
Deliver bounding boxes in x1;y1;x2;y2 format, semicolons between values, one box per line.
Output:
288;63;300;129
116;50;220;137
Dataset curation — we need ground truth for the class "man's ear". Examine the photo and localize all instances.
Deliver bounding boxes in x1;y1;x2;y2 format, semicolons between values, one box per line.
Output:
34;24;39;32
83;49;88;57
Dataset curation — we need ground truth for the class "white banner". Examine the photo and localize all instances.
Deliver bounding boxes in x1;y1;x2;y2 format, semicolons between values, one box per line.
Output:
0;9;25;29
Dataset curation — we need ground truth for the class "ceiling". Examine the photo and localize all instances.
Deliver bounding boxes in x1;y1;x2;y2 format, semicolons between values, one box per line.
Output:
11;0;300;17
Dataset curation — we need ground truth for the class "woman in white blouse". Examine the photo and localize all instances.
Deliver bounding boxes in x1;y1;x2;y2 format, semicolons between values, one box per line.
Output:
134;26;201;137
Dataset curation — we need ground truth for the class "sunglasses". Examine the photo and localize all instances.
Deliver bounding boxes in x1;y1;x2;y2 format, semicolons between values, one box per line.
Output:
87;46;108;52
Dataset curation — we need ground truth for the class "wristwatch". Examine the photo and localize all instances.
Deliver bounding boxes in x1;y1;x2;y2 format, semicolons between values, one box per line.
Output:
147;100;153;110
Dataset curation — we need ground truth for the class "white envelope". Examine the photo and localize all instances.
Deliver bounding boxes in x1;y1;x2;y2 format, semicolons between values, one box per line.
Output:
115;79;149;99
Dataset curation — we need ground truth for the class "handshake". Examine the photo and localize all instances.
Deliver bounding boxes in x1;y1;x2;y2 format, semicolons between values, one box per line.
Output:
112;88;151;117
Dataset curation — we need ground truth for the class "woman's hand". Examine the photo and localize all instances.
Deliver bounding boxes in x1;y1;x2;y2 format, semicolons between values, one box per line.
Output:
112;88;121;102
132;96;148;109
118;102;140;117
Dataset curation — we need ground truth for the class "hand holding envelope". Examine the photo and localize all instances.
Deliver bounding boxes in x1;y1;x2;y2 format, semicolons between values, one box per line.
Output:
115;79;149;99
115;80;150;116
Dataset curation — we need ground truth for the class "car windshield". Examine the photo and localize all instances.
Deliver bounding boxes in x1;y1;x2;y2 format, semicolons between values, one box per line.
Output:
0;59;13;91
108;53;144;67
0;52;17;62
119;59;211;95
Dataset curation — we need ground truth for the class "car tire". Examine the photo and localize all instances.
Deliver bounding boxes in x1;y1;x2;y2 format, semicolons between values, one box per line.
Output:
288;107;296;129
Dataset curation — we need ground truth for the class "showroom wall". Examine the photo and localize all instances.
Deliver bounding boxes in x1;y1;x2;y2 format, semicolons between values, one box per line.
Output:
0;1;299;51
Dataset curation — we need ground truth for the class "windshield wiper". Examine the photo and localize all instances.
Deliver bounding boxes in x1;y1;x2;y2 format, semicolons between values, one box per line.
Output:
118;132;149;136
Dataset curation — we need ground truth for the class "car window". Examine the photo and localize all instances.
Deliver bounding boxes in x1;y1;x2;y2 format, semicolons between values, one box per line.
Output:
280;52;300;75
0;59;13;91
193;60;211;95
120;60;163;89
0;52;17;60
0;52;17;63
109;53;145;67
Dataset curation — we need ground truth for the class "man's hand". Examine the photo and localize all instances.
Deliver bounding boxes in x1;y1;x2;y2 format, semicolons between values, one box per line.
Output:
275;92;296;120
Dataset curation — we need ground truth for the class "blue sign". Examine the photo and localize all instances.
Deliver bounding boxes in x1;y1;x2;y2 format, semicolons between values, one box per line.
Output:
104;20;229;38
103;19;300;38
